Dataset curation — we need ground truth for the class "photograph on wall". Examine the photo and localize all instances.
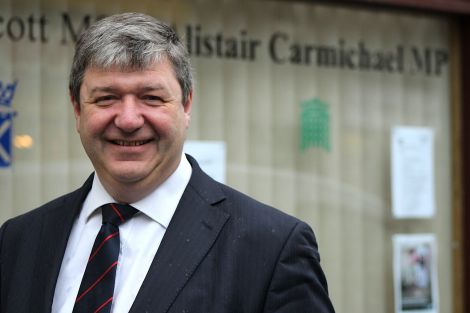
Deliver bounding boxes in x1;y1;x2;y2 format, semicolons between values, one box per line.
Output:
393;234;438;313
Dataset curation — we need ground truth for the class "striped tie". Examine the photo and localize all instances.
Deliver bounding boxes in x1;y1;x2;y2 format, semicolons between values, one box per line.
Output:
73;203;138;313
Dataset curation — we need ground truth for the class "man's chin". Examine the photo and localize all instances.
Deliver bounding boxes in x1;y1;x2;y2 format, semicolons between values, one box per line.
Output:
113;171;148;184
104;163;152;184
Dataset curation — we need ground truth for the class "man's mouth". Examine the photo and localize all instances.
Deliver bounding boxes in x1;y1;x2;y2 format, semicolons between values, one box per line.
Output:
111;140;151;146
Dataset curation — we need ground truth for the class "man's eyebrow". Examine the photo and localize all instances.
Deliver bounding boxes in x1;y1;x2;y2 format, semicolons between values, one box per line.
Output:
139;85;166;92
88;85;167;95
89;86;117;95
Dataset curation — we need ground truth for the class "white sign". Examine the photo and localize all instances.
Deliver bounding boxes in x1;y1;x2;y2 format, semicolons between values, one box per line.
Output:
393;234;439;313
184;140;226;183
391;127;435;218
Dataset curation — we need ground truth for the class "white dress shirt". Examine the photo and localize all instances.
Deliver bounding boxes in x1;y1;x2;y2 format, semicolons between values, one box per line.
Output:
52;155;192;313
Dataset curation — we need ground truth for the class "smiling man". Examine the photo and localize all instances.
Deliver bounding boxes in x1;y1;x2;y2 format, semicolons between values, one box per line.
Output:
75;63;190;204
0;13;335;313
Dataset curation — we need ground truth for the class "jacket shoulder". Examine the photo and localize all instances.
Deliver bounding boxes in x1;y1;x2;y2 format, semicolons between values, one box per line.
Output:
220;183;300;224
186;156;305;236
2;174;93;231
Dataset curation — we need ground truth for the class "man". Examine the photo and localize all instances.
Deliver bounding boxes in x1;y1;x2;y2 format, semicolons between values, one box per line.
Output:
0;13;335;313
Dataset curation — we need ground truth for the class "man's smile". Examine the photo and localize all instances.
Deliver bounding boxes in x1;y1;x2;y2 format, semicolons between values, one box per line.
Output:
111;139;152;146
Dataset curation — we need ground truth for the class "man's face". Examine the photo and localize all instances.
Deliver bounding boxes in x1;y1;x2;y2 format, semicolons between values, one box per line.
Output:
73;58;192;201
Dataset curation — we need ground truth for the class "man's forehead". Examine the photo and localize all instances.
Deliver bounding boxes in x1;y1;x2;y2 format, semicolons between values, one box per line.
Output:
83;63;176;85
79;61;182;99
86;55;173;74
86;61;171;75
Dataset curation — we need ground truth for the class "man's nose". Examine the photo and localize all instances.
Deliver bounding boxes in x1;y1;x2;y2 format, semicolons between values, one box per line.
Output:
114;96;145;132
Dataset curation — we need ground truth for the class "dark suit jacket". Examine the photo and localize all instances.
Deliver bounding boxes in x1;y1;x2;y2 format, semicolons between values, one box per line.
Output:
0;155;335;313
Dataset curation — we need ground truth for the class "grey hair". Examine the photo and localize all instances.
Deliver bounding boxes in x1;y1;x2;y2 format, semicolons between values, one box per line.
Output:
69;12;193;104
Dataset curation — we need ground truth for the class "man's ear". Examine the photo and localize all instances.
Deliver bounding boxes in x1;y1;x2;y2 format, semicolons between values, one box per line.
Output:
183;90;193;128
70;93;81;133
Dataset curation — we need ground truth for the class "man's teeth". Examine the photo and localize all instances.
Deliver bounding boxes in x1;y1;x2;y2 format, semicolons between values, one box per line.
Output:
114;140;147;146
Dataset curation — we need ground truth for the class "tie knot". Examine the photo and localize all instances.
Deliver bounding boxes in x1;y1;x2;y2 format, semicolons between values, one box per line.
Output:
101;203;138;226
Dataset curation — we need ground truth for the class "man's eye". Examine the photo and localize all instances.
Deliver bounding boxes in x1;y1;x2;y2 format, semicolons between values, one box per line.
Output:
95;96;116;104
142;95;163;102
94;95;116;106
143;95;161;101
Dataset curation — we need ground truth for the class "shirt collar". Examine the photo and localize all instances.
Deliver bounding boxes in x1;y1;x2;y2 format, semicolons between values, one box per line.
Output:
82;154;192;228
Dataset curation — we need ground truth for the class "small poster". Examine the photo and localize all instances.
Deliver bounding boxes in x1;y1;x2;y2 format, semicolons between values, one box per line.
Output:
393;234;438;313
391;126;435;218
183;140;226;183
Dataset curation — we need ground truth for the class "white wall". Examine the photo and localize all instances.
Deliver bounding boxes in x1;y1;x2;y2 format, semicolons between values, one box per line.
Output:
0;0;452;312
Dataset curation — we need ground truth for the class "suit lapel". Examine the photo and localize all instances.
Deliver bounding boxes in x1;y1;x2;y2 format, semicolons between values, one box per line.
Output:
130;157;229;313
31;174;94;312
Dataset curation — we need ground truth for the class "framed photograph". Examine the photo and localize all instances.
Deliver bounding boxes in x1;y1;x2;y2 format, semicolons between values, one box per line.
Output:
393;234;438;313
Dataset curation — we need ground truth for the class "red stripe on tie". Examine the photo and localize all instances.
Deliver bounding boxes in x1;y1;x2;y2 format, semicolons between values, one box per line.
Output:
75;261;118;303
94;297;113;313
88;232;119;262
110;204;125;222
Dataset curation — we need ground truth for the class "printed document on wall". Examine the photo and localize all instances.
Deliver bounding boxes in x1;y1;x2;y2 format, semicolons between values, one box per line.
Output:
391;126;435;218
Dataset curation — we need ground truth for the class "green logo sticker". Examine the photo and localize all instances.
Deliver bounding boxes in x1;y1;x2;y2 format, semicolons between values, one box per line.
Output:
300;98;330;152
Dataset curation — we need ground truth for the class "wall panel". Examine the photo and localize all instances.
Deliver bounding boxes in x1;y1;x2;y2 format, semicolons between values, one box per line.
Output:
0;1;453;312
